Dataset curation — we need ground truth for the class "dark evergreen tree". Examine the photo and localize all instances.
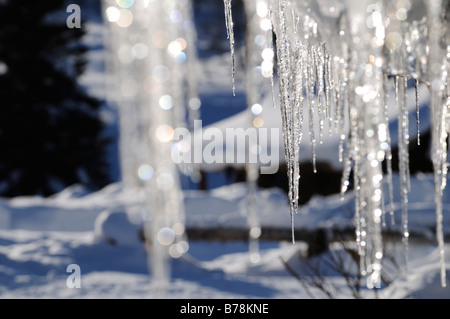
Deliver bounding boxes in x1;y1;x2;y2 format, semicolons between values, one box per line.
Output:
0;0;112;197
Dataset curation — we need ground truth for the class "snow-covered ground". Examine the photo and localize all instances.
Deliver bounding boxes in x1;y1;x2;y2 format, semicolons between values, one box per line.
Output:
1;3;450;300
0;172;449;299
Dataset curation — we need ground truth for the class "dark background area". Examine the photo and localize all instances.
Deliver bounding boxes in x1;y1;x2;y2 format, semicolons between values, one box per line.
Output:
0;0;111;197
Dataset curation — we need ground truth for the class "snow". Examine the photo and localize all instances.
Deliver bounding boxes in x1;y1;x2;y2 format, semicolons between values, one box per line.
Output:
0;172;449;299
1;4;449;300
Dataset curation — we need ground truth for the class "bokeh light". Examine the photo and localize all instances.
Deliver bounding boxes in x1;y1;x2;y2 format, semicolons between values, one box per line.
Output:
105;6;120;22
155;124;174;142
159;95;174;110
137;164;154;181
116;0;135;9
157;227;175;246
116;9;133;28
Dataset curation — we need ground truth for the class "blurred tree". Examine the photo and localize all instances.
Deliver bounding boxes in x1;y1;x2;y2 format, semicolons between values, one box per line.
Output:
0;0;111;197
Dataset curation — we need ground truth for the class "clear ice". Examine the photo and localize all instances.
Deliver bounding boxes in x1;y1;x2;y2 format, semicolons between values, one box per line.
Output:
224;0;450;288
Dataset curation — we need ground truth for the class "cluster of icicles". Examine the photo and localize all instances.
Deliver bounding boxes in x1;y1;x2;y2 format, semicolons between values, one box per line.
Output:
226;0;450;288
102;0;449;293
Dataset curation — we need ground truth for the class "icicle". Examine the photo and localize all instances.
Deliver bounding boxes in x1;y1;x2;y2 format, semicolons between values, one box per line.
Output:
345;0;385;289
333;51;349;165
381;188;386;227
292;39;304;220
273;0;298;243
395;75;410;273
223;0;236;96
306;45;318;173
291;8;298;34
415;79;421;145
340;88;356;198
315;46;326;144
324;47;333;135
353;157;365;271
383;75;395;224
267;7;277;109
170;0;203;184
339;150;352;199
426;0;447;288
185;15;202;136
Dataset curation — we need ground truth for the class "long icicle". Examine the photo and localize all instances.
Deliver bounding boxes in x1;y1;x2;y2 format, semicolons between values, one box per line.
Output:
273;0;297;243
395;75;410;274
223;0;236;96
426;0;447;288
415;79;421;146
383;75;395;225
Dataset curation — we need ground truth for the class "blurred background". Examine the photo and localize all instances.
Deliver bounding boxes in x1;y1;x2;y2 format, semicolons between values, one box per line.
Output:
0;0;448;300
